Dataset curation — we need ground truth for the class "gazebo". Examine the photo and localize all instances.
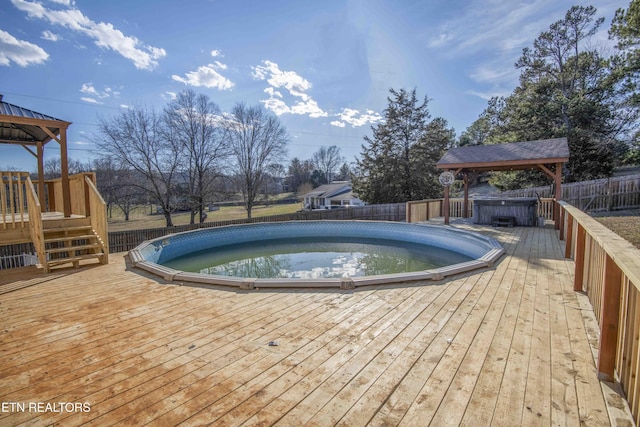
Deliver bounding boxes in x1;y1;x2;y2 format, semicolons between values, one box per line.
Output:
436;138;570;225
1;95;108;272
0;94;72;216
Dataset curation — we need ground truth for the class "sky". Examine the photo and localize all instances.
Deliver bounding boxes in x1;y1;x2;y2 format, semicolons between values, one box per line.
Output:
0;0;630;172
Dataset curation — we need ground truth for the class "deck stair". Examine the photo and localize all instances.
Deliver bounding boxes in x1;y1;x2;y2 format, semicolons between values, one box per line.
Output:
41;221;107;270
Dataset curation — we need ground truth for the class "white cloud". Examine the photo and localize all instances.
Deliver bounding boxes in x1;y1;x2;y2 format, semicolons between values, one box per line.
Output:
252;60;328;119
79;83;118;104
41;30;59;41
11;0;166;70
262;97;291;116
469;64;518;84
210;49;222;57
252;60;312;94
171;63;234;90
0;29;48;66
290;99;327;118
332;108;382;128
163;91;178;100
264;87;283;98
80;97;101;104
80;83;99;96
426;0;558;56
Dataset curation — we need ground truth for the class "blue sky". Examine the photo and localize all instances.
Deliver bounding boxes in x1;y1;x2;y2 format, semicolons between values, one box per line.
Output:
0;0;629;172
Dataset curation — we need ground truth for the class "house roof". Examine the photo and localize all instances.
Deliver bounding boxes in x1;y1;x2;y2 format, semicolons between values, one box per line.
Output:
437;138;570;172
302;181;352;199
0;94;71;146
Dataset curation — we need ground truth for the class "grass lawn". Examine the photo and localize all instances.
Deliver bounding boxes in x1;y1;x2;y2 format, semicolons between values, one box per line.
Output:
590;208;640;249
107;202;302;232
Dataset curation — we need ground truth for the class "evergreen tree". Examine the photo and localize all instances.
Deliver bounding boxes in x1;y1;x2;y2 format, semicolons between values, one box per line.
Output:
610;0;640;163
464;5;628;189
353;88;454;203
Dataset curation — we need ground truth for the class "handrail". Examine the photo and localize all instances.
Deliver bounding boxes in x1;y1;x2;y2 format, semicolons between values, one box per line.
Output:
24;176;47;272
85;176;109;263
560;201;640;289
559;201;640;423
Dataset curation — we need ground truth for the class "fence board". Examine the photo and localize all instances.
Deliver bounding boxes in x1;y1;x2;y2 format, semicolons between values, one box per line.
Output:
500;174;640;212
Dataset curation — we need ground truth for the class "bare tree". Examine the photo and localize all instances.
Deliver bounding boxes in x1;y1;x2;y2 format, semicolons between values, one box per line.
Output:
228;103;289;218
312;145;344;184
94;156;143;220
96;105;180;227
164;90;229;223
43;157;90;179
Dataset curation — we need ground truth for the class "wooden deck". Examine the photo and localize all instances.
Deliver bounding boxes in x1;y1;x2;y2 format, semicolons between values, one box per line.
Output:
0;224;631;426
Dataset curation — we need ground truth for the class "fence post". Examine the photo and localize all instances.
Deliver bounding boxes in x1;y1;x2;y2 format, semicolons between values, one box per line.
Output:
597;253;622;381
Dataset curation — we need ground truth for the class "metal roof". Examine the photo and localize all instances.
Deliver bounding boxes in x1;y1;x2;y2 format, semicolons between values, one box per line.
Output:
0;95;70;145
437;138;570;171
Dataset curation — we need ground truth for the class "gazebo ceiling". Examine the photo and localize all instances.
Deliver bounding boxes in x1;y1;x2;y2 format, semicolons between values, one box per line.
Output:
437;138;570;172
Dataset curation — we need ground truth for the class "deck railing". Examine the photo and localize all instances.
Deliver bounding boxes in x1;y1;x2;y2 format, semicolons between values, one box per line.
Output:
86;176;109;264
36;172;96;215
1;171;30;229
558;201;640;424
406;197;555;223
24;177;46;271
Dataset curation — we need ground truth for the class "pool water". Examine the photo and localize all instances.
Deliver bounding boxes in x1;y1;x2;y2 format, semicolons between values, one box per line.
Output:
162;237;473;279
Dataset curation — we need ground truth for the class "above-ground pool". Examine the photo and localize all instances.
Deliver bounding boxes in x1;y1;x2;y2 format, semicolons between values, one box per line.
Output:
129;221;504;289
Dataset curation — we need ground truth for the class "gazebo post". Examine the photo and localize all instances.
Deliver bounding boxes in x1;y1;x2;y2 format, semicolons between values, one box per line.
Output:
59;127;71;217
463;172;469;218
37;141;46;212
554;162;562;229
443;184;450;225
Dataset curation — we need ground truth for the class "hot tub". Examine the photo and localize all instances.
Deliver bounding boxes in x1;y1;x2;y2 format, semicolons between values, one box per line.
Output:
473;198;538;227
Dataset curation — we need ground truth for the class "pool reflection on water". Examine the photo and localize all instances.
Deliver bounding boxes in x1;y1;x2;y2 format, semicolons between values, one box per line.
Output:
162;237;472;279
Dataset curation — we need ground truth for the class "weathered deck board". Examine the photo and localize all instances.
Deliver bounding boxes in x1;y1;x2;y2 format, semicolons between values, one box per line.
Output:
0;224;625;426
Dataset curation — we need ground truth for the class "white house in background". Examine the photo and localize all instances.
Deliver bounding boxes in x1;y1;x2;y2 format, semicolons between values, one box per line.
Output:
302;181;365;210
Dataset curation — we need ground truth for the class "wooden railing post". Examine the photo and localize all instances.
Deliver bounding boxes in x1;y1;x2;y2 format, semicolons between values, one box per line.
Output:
597;254;623;381
564;214;573;259
574;224;586;292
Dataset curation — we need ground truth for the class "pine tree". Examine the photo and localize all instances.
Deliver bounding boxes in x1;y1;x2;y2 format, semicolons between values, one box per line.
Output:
353;88;454;203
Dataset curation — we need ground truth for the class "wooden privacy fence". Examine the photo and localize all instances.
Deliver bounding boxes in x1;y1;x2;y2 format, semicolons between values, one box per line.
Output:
108;203;406;253
558;201;640;424
500;174;640;212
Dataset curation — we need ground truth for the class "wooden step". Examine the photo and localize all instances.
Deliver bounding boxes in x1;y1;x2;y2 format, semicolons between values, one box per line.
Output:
46;253;104;267
46;243;102;255
44;225;93;234
44;234;97;244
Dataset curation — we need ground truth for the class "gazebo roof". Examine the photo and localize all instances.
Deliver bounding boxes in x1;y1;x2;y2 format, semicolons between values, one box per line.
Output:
0;94;70;146
437;138;570;172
